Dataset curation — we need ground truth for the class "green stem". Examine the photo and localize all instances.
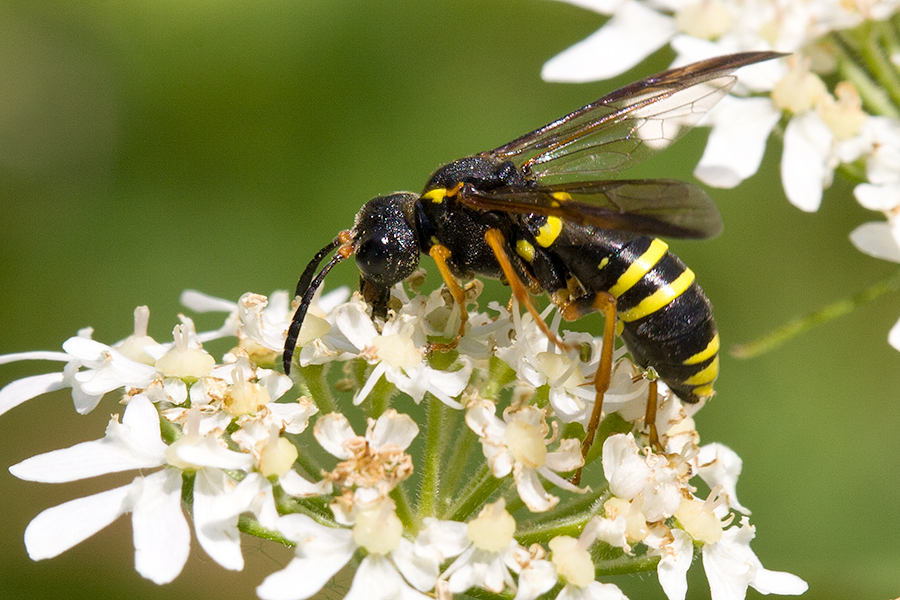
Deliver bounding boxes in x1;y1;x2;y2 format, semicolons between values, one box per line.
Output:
289;434;325;481
297;364;337;414
731;268;900;358
481;356;517;400
238;514;293;546
862;22;900;111
418;397;450;519
391;484;416;531
833;31;900;118
443;464;502;522
515;494;610;545
438;409;476;511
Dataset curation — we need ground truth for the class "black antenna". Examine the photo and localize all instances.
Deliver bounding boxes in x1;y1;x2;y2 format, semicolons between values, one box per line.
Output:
295;237;341;300
283;242;352;375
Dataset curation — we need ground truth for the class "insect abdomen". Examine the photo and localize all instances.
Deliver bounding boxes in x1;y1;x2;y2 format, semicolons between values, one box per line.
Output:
602;237;718;403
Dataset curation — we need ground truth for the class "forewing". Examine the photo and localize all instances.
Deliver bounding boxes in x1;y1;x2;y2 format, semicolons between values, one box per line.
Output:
458;179;723;239
486;52;785;182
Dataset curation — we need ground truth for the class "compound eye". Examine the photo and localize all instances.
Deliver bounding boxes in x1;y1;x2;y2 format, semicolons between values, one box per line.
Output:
356;234;396;285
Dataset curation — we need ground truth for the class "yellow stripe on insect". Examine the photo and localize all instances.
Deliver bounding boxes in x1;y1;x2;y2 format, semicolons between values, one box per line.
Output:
607;238;668;298
597;257;609;270
691;383;715;399
551;191;572;202
683;333;720;365
683;356;719;386
535;216;563;247
423;188;446;203
516;239;536;263
619;268;695;322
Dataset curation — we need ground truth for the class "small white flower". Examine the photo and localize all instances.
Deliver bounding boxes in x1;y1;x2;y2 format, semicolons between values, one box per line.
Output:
602;433;682;522
307;295;473;409
314;410;418;494
259;499;450;600
466;400;584;512
702;518;808;600
10;394;275;582
440;499;525;595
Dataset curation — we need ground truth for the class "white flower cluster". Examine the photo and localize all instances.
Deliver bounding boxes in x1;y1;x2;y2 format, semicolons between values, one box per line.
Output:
544;0;900;348
0;284;806;600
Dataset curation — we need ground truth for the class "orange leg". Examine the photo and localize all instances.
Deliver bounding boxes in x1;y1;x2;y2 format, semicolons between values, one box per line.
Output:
643;376;661;451
429;244;468;350
483;229;574;353
558;291;616;485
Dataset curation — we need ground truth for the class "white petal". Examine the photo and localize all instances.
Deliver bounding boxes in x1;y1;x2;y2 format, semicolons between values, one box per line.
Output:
313;412;356;459
695;443;750;514
10;401;166;483
257;514;356;600
888;316;900;351
546;0;623;13
656;529;692;600
169;434;255;471
694;97;780;188
544;438;585;473
854;182;900;211
0;350;70;364
513;559;557;600
333;300;379;350
850;221;900;263
345;555;431;600
516;467;558;512
369;409;419;450
542;2;675;82
781;113;833;212
180;289;238;312
131;469;190;584
279;469;332;497
193;468;244;571
751;568;809;595
602;433;651;500
23;483;133;560
390;537;442;592
418;517;470;559
0;372;66;416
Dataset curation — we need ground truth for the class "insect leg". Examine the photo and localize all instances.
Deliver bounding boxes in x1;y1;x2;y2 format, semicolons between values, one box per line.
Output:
428;244;468;350
555;291;616;482
484;228;574;352
643;375;661;451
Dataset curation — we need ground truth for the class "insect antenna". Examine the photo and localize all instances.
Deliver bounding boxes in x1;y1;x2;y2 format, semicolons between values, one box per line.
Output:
283;235;353;375
294;237;342;299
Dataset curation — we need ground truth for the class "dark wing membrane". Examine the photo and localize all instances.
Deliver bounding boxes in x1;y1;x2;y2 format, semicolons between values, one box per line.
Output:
485;52;785;182
458;179;723;239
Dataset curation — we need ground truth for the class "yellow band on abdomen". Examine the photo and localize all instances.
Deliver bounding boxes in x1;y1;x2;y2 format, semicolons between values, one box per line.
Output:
608;238;669;298
619;268;695;322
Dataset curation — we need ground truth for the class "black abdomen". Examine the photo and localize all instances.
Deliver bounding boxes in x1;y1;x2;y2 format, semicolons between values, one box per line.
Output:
526;221;719;404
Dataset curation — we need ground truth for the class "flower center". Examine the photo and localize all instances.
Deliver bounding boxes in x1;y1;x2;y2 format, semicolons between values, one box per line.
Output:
353;507;403;555
504;420;547;468
549;535;594;588
467;500;516;552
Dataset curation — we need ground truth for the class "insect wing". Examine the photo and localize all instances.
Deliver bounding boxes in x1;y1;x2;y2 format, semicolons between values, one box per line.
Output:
458;179;723;239
486;52;785;182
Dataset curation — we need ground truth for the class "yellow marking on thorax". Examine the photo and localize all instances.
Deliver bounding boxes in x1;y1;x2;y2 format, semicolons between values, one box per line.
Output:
683;356;719;386
618;268;695;322
597;257;609;270
535;216;563;247
551;191;572;202
423;188;446;203
682;333;720;365
607;238;669;298
516;239;536;263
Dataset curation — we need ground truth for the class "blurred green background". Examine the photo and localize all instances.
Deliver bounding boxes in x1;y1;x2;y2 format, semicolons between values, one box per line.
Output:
0;1;897;599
